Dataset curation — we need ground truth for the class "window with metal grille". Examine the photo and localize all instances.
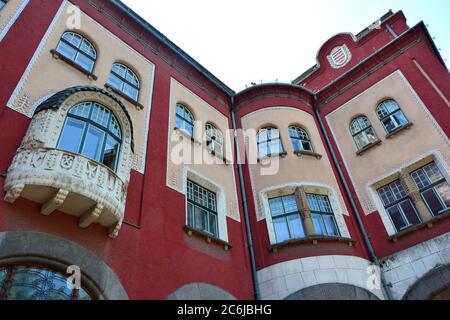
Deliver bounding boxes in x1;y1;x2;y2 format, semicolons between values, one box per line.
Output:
55;32;96;73
268;194;306;243
205;123;223;157
107;63;140;101
411;162;450;217
377;180;421;232
0;265;93;300
175;104;194;137
57;102;122;171
257;127;283;158
376;99;409;134
306;194;340;237
350;116;379;150
289;126;313;152
187;180;218;237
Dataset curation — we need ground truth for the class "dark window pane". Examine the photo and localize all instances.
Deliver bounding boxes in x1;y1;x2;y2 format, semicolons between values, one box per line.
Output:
391;110;408;127
287;214;305;239
194;206;208;231
399;200;421;226
422;188;444;215
209;213;218;236
81;126;104;161
382;117;397;133
273;217;290;243
302;140;312;152
387;205;407;232
102;135;120;170
58;118;85;153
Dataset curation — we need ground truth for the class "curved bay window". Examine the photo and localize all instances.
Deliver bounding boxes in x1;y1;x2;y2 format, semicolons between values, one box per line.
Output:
378;180;421;232
376;99;409;133
187;180;218;237
289;126;313;152
205;123;224;157
350;116;378;150
411;162;450;217
306;194;340;237
57;102;122;171
107;63;140;101
55;32;97;73
269;195;305;243
0;265;93;300
176;104;195;138
257;127;283;158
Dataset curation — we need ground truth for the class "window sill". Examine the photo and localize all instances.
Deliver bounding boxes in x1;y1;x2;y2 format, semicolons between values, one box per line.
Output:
104;83;144;110
388;209;450;242
356;139;382;156
183;225;232;251
385;122;413;139
293;150;323;160
257;151;288;163
269;236;356;253
50;49;98;80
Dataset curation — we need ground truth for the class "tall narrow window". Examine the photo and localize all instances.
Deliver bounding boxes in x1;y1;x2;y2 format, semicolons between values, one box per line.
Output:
378;180;421;232
187;180;218;237
411;162;450;217
350;116;378;150
268;195;306;243
205;123;223;157
57;102;122;171
55;32;96;73
289;126;313;152
175;104;194;138
376;99;409;133
107;63;140;101
257;127;283;158
306;194;340;237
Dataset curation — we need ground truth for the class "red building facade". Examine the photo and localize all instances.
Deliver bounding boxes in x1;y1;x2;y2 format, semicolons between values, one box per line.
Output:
0;0;448;300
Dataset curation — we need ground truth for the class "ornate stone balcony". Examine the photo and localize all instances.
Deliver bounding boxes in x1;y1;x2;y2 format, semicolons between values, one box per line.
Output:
4;147;126;238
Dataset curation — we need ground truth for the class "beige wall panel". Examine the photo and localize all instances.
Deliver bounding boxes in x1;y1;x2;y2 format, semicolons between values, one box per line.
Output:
6;1;155;173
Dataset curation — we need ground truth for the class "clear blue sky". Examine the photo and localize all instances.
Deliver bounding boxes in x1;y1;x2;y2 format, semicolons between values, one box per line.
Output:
122;0;450;91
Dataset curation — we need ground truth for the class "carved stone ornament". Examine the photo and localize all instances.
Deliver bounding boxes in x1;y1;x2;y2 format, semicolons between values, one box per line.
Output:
4;88;134;238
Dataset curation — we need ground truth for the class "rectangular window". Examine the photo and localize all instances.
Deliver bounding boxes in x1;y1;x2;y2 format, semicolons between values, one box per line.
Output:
411;162;450;217
268;194;306;243
306;194;340;237
377;180;421;232
186;180;218;237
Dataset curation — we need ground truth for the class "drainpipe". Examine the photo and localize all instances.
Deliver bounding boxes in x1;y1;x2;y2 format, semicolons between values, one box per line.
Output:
312;96;393;300
231;99;261;300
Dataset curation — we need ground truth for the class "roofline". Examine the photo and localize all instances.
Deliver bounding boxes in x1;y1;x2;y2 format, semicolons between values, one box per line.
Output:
109;0;236;96
292;9;399;85
235;82;315;97
317;21;447;95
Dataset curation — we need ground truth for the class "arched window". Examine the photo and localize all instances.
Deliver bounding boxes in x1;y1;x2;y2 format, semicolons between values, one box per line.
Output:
107;63;140;101
205;123;223;157
350;116;378;150
289;126;313;152
0;265;93;300
57;102;122;171
376;99;409;133
55;32;96;73
257;127;283;158
175;104;194;137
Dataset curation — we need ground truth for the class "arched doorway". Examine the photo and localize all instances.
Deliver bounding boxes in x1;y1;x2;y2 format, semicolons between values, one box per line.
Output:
284;283;380;300
403;264;450;300
0;231;127;300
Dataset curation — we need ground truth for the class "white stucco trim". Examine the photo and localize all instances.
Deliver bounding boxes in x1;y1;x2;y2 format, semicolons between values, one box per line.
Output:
0;0;30;43
182;166;229;242
6;0;68;109
366;149;450;236
257;255;384;300
259;182;350;244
